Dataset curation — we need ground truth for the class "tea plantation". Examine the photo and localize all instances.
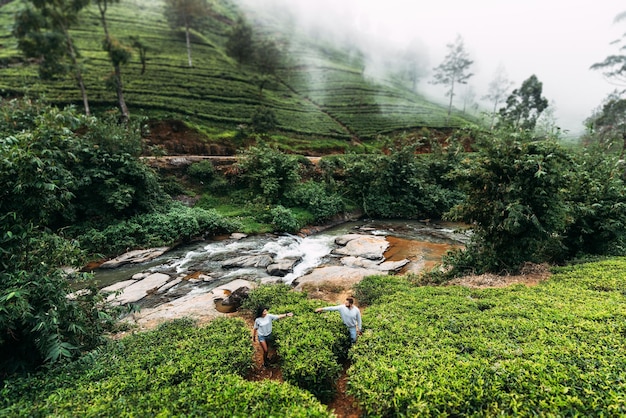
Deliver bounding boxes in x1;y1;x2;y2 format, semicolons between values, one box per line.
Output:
0;0;469;142
4;259;626;416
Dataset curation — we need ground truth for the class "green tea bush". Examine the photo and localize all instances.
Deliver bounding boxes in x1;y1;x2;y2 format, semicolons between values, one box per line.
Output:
242;284;350;401
1;318;331;416
187;160;216;183
352;274;415;306
348;259;626;416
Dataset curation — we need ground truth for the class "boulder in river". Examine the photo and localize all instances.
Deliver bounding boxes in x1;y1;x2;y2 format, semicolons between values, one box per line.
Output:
332;234;389;260
105;272;171;305
99;247;170;269
267;257;302;276
222;254;274;269
340;256;410;272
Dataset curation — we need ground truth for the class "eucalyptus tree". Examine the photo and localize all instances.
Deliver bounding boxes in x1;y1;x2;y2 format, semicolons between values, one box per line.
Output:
498;74;548;131
13;0;91;115
94;0;130;122
164;0;211;68
482;65;513;129
431;34;474;122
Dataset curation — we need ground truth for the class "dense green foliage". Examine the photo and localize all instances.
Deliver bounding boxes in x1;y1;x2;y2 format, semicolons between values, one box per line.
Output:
348;259;626;416
0;99;237;372
447;131;573;273
1;318;332;417
444;128;626;274
319;137;466;220
6;259;626;416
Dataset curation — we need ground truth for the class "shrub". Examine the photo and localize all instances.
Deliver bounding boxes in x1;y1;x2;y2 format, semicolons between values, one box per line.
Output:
187;160;216;183
251;106;278;134
0;223;116;373
285;180;345;223
77;203;241;256
270;205;301;233
352;274;414;306
446;131;573;274
236;142;301;204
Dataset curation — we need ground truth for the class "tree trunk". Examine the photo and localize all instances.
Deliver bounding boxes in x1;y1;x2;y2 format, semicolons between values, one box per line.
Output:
64;28;90;116
446;81;455;124
491;100;499;130
99;1;129;122
185;21;192;67
115;64;129;122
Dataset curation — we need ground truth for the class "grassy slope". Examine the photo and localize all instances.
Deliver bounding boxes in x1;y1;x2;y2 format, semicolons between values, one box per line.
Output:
0;0;472;142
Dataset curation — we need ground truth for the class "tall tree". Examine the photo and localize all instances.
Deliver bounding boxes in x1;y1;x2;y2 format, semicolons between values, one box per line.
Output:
482;65;513;129
584;93;626;157
94;0;130;122
590;11;626;85
226;16;254;66
164;0;210;68
430;34;474;122
129;36;148;75
398;40;429;92
460;85;477;115
13;0;91;115
498;74;549;131
252;38;282;97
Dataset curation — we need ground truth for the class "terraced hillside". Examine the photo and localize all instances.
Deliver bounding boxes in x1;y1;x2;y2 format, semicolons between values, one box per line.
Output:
0;0;472;142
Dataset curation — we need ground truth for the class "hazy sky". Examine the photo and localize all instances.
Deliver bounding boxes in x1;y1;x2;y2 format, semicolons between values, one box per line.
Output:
239;0;626;135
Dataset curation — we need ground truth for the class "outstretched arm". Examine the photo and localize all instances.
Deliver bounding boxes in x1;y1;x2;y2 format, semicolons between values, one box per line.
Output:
278;312;294;319
315;306;340;313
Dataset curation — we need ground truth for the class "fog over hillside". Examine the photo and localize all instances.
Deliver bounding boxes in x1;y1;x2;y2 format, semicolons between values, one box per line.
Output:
236;0;625;135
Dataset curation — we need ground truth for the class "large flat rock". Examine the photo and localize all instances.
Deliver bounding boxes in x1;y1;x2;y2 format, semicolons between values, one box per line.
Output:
293;266;384;291
332;235;389;260
99;247;170;269
122;288;220;331
107;273;171;305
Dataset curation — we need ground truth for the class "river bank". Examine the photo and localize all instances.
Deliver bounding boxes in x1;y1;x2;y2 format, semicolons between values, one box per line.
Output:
94;219;470;332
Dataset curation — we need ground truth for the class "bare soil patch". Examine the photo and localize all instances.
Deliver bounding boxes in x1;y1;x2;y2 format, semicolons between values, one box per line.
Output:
446;262;551;288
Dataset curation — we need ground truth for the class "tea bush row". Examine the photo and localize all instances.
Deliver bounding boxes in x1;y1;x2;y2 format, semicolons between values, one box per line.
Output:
241;284;351;401
1;318;332;417
348;259;626;416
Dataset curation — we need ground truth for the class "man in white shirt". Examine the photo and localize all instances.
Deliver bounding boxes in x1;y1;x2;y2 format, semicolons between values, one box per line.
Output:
315;297;362;343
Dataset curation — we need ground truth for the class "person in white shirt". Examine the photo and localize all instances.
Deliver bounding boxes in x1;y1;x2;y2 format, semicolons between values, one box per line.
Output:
252;306;293;367
315;297;362;343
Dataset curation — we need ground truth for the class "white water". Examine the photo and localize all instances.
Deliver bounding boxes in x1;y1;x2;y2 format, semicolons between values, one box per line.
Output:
92;220;468;290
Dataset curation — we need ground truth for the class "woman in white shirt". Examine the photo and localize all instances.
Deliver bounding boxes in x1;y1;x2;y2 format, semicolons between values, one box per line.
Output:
252;306;293;367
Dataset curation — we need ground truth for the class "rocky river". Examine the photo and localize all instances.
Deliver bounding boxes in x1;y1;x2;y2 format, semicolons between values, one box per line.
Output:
88;219;469;330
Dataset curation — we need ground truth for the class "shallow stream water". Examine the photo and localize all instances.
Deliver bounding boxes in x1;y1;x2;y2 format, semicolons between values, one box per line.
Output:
90;219;469;292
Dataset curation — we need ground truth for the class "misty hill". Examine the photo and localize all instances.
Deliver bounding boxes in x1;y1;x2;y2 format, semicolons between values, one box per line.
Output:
0;0;473;144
